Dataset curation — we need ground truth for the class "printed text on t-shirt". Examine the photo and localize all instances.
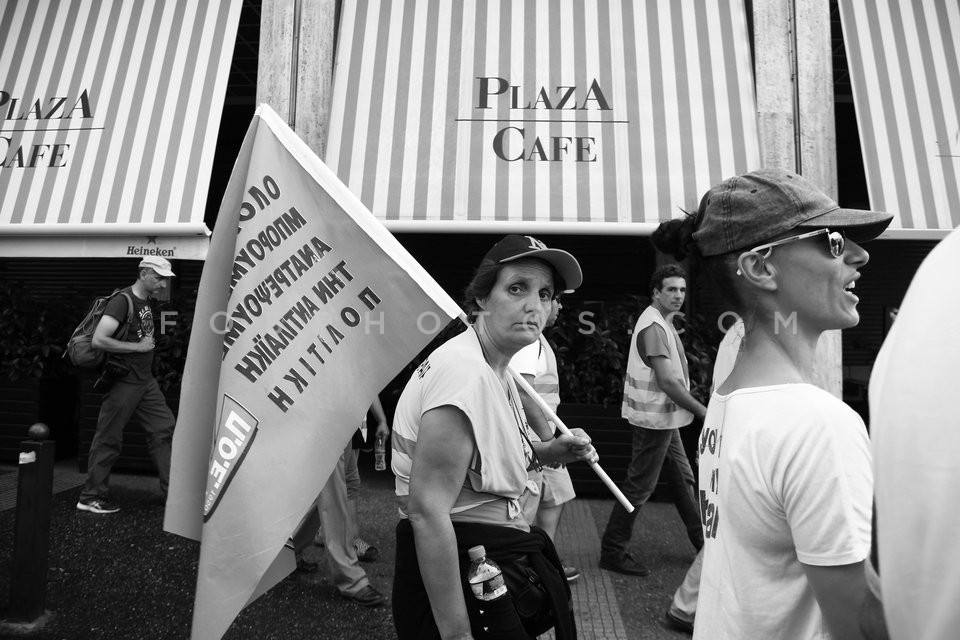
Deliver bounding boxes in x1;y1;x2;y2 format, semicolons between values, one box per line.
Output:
699;423;722;539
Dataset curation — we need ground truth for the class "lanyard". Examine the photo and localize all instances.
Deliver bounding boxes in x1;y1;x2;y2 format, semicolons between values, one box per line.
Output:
473;326;543;472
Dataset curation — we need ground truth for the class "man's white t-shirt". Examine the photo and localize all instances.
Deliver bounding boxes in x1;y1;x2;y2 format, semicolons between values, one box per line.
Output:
511;334;560;413
695;383;872;640
511;337;541;379
870;229;960;640
509;337;548;523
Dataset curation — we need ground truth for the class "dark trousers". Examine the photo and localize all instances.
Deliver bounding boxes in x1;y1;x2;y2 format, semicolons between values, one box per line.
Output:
600;426;702;561
81;378;174;501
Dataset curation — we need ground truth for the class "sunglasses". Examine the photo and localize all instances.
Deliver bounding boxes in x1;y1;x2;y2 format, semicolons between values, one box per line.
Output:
750;228;846;259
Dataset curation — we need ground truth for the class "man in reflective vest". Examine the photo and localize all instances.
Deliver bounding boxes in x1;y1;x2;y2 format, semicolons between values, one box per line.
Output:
599;264;706;577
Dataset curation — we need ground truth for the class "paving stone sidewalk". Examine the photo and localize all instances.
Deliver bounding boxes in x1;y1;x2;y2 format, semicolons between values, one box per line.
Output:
1;460;692;639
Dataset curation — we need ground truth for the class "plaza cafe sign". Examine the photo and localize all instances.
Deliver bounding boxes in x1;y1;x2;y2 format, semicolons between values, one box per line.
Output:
0;0;243;260
324;0;761;228
478;77;612;163
0;89;92;168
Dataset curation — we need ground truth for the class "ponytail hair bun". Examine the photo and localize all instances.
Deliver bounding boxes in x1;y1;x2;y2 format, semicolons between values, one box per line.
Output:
651;213;699;261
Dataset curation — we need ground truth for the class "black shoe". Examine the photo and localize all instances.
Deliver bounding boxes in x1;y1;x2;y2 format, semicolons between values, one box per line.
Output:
341;585;385;608
77;497;121;514
295;556;319;573
354;537;379;562
665;609;694;634
599;552;650;576
562;564;581;583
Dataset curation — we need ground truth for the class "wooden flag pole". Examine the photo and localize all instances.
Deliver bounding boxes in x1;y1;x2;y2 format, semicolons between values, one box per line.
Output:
508;366;634;513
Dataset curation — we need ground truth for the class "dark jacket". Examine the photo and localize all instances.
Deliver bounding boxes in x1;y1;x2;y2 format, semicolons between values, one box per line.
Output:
393;519;575;640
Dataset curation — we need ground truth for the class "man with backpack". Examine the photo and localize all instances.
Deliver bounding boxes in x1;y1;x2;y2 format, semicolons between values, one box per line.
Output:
77;256;176;514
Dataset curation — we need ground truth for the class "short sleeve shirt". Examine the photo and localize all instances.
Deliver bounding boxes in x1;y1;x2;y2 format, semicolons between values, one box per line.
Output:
510;339;541;378
101;287;154;382
639;323;690;383
695;383;872;640
870;229;960;640
392;329;539;530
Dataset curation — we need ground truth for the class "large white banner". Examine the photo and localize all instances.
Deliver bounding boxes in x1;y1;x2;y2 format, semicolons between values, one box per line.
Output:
164;104;462;640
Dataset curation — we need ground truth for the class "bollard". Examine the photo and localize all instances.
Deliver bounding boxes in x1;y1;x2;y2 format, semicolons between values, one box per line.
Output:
9;423;55;623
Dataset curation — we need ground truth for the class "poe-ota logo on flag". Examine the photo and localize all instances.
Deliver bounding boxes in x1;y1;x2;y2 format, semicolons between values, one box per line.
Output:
203;394;260;521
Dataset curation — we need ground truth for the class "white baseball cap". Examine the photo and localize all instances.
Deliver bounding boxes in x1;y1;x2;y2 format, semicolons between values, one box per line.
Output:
138;256;175;277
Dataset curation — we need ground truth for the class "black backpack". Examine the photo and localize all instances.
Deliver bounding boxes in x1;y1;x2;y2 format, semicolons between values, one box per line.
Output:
65;290;134;369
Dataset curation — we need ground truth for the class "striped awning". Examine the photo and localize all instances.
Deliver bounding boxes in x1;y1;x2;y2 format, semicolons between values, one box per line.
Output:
326;0;760;233
0;0;242;259
839;0;960;238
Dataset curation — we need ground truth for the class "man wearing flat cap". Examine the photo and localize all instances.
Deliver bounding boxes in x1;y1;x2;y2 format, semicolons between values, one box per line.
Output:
77;256;176;514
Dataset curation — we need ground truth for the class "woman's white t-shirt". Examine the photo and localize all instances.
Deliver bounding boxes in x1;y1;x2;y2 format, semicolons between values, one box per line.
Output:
392;329;540;530
694;383;872;640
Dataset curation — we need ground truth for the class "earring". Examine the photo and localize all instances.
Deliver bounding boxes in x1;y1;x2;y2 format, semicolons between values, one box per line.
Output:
736;269;743;276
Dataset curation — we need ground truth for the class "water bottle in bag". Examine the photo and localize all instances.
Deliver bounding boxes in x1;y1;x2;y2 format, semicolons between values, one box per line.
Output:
467;545;507;601
374;434;386;471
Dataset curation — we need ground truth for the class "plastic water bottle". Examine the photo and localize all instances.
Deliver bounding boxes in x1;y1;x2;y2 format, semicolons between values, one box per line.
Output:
467;545;507;601
374;434;386;471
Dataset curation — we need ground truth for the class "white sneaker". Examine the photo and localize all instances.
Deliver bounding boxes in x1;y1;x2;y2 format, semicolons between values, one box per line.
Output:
77;497;120;514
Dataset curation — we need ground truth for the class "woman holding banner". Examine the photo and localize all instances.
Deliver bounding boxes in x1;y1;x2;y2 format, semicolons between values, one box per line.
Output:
652;169;892;639
390;235;596;640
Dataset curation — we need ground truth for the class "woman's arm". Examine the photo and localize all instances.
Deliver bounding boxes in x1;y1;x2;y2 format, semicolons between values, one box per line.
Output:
802;560;867;640
406;405;477;640
369;395;390;440
532;428;597;466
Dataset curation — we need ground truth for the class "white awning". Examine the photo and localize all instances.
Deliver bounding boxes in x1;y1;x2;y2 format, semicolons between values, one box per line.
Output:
0;0;242;258
0;223;210;259
326;0;760;231
839;0;960;239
